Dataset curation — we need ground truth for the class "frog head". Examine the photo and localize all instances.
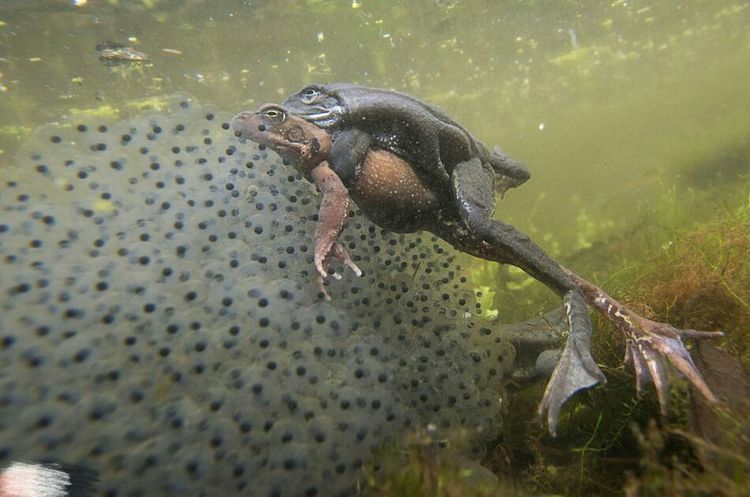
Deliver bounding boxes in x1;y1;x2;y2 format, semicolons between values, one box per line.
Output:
282;84;346;128
231;104;332;177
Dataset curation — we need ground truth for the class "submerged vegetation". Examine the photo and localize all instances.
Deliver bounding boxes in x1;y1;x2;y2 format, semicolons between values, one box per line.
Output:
364;158;750;496
360;429;512;497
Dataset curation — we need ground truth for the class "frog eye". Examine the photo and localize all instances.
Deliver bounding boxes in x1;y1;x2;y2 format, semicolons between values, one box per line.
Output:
262;107;286;123
300;87;321;104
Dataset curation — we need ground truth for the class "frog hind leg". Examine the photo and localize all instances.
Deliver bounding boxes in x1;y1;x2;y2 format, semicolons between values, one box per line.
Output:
453;158;721;434
328;128;371;187
562;269;722;414
452;158;606;435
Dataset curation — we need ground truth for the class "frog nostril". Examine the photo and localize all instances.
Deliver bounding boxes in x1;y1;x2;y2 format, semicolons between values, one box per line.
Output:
258;124;266;132
234;131;242;138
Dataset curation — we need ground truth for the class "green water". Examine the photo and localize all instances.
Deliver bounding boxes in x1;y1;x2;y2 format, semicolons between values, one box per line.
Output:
1;0;748;251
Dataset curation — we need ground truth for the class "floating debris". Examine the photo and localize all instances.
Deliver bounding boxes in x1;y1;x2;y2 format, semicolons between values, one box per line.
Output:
95;41;152;67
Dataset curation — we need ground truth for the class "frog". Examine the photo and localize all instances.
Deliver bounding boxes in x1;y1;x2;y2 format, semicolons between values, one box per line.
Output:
282;83;530;196
231;102;722;436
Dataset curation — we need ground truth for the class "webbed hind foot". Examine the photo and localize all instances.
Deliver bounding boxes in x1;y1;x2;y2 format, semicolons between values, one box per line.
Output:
490;145;531;196
563;269;722;414
451;158;607;435
538;290;606;436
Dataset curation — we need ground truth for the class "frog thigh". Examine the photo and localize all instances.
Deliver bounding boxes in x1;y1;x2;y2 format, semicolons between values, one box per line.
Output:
451;157;496;225
438;125;473;178
452;159;604;435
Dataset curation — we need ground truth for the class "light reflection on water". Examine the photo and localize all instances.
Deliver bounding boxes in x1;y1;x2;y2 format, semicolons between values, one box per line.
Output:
0;0;747;247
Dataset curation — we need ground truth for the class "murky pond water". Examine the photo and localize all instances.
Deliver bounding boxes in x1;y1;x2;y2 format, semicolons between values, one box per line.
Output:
2;0;747;245
0;1;747;496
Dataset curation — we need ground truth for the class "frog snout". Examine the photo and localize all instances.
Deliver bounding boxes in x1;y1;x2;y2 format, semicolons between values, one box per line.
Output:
230;112;256;138
233;110;252;120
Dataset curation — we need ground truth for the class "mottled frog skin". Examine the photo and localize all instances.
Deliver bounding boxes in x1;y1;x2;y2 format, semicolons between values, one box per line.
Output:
232;99;721;436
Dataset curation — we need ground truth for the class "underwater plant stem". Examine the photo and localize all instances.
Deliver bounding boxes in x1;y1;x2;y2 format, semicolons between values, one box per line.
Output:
574;413;604;492
718;278;749;308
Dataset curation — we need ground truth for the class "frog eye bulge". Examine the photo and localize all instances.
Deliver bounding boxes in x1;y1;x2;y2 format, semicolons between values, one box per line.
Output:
300;86;321;104
262;107;286;124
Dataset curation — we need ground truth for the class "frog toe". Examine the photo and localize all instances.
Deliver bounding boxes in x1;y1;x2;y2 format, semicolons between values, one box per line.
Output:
623;318;722;413
316;273;332;302
331;242;363;277
561;269;723;417
314;256;329;279
490;145;531;193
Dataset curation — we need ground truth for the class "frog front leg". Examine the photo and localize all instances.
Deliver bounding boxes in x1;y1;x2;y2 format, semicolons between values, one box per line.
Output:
310;161;362;300
328;128;371;187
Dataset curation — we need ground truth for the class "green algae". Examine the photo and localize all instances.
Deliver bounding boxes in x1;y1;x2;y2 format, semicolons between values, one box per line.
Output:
625;415;749;497
361;429;526;497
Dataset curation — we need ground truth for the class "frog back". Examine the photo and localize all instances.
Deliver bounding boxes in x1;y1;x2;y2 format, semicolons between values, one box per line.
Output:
323;84;490;181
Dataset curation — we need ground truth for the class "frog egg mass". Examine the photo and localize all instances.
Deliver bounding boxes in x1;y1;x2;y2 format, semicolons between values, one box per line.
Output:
0;96;516;497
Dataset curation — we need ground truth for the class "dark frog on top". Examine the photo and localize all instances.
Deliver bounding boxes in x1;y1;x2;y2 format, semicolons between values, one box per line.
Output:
282;82;530;195
233;84;724;435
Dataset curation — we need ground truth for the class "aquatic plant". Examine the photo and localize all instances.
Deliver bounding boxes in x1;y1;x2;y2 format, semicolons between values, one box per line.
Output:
361;429;522;497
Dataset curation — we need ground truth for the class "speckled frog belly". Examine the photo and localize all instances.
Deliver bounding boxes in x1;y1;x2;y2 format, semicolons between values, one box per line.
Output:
350;149;442;233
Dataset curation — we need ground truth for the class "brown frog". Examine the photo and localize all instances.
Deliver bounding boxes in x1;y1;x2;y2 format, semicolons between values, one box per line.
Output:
231;103;723;435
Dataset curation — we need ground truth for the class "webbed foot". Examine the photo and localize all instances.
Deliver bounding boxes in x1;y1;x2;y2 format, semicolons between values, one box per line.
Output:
623;317;721;411
450;159;721;434
563;269;723;414
315;241;362;301
538;290;606;436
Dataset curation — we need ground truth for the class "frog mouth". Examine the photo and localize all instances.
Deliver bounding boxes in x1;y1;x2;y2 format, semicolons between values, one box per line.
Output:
302;105;344;127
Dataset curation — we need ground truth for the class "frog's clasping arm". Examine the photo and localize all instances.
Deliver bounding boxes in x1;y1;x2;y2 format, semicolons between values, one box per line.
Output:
310;161;362;300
